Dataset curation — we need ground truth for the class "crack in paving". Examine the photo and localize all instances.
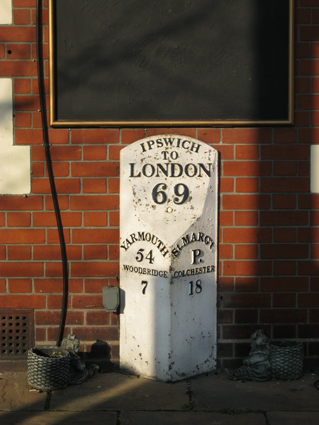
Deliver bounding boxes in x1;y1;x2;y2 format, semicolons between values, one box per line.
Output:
186;379;193;403
44;391;52;411
116;411;121;425
182;379;194;410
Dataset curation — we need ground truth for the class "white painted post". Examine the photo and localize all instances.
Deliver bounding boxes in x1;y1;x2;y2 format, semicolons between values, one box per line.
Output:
0;0;12;25
0;78;30;195
311;145;319;193
120;135;218;381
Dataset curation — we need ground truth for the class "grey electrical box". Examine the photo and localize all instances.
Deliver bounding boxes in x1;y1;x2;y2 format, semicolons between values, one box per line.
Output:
102;286;120;313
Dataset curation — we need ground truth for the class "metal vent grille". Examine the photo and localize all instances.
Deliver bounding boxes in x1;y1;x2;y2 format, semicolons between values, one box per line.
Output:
0;310;34;359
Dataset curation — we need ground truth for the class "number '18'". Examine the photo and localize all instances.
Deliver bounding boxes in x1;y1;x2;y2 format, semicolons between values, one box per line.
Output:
189;280;202;295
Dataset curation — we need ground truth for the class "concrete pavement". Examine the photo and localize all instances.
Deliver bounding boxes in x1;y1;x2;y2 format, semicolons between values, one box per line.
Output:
0;370;318;424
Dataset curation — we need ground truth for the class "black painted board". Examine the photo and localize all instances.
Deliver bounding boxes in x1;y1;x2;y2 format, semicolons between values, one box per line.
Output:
50;0;292;125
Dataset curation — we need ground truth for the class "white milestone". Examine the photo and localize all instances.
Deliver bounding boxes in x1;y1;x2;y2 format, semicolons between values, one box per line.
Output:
120;135;218;381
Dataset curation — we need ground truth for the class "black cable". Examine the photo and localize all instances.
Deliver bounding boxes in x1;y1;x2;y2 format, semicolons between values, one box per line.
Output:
36;0;68;347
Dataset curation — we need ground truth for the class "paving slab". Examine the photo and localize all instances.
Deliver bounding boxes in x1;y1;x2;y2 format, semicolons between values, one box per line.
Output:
120;411;267;425
0;373;46;411
0;411;117;425
49;372;188;411
1;369;319;424
267;411;319;425
190;372;319;412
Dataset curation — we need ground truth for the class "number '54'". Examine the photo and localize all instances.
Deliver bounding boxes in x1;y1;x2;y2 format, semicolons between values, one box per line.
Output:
136;249;155;264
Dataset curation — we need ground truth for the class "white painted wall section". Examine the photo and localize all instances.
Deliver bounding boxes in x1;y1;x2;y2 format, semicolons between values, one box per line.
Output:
0;0;12;24
0;79;31;194
311;145;319;193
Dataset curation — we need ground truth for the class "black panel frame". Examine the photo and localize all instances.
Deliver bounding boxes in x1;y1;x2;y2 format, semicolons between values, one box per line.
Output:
49;0;294;127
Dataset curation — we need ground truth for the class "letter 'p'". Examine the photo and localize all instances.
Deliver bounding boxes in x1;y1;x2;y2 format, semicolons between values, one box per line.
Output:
191;249;203;264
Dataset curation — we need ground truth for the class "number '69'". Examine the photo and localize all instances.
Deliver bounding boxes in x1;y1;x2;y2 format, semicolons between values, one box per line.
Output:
152;183;189;205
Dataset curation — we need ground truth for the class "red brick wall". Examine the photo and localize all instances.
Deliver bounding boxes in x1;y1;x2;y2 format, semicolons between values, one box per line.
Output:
0;0;319;370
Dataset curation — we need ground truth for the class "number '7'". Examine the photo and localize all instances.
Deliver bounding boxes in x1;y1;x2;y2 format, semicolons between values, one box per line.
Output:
141;280;148;294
